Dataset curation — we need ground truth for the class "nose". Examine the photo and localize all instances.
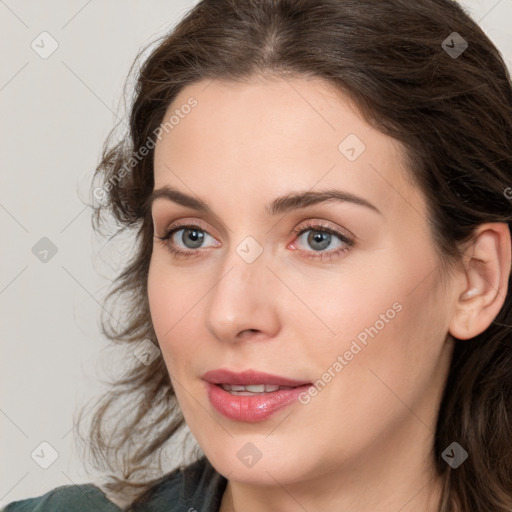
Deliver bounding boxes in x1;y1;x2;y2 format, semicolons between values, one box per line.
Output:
204;245;281;343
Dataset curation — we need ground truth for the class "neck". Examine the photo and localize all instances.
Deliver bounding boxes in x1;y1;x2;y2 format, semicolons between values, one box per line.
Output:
220;470;442;512
218;436;444;512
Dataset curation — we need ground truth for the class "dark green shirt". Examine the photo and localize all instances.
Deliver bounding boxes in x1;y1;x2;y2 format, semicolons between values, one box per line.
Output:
2;456;227;511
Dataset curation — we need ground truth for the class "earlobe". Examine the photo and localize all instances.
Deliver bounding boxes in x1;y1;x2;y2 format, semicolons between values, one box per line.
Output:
448;223;511;341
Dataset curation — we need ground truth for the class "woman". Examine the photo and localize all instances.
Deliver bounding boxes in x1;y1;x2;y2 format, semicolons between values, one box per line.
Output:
4;0;512;510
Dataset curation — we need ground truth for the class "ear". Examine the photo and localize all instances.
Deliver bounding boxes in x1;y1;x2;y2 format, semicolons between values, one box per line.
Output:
449;223;511;340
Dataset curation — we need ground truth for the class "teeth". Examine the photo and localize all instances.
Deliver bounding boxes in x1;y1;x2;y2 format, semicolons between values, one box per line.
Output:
220;383;293;394
245;385;267;393
228;385;246;391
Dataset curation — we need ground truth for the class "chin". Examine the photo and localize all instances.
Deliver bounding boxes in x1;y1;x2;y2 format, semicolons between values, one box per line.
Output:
201;440;308;485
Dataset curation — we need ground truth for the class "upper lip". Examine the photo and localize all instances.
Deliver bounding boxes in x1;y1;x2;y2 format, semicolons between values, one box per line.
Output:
202;369;311;387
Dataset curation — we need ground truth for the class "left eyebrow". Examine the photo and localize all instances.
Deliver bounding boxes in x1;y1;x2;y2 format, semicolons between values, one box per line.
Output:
148;186;382;216
267;189;382;216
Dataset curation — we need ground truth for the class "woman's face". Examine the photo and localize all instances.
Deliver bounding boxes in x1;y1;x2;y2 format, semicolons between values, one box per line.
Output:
149;76;455;490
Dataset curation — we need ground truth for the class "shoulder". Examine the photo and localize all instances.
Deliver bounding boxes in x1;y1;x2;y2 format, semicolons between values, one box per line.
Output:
1;483;121;512
2;457;227;512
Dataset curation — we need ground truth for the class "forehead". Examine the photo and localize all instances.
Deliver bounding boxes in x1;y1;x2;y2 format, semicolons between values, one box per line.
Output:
152;76;424;220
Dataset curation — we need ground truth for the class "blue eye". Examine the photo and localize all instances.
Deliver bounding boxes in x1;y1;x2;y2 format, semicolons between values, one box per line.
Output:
156;225;217;256
155;221;354;261
298;229;342;251
292;224;354;261
173;227;208;249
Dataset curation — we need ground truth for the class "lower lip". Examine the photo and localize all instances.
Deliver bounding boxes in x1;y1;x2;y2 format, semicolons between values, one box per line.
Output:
205;382;313;422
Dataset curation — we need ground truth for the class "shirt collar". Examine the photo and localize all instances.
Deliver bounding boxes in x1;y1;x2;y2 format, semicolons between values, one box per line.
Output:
180;456;228;512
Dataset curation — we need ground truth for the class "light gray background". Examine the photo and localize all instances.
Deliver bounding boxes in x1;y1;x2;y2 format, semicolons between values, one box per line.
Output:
1;0;511;506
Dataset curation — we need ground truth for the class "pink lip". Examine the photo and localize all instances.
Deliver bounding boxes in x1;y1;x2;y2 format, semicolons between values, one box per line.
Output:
202;369;313;422
202;368;311;387
205;382;313;422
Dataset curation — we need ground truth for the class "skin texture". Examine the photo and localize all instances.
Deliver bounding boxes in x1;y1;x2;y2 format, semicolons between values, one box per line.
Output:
148;76;510;512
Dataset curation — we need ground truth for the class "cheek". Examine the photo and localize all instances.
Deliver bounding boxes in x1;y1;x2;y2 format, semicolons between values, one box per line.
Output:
147;257;205;368
328;272;447;420
148;251;211;321
279;257;404;357
292;283;446;459
298;247;446;397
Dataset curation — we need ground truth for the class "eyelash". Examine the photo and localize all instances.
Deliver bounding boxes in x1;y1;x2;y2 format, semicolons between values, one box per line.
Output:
155;220;354;262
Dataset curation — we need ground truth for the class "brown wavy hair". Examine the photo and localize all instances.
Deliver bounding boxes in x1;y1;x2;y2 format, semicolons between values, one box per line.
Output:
75;0;512;509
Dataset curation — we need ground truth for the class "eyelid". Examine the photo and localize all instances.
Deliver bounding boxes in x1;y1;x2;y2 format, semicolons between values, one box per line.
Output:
152;207;230;239
292;219;356;241
156;218;353;242
156;218;218;239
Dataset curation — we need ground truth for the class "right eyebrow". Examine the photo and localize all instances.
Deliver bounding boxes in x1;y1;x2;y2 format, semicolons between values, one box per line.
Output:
149;186;209;212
